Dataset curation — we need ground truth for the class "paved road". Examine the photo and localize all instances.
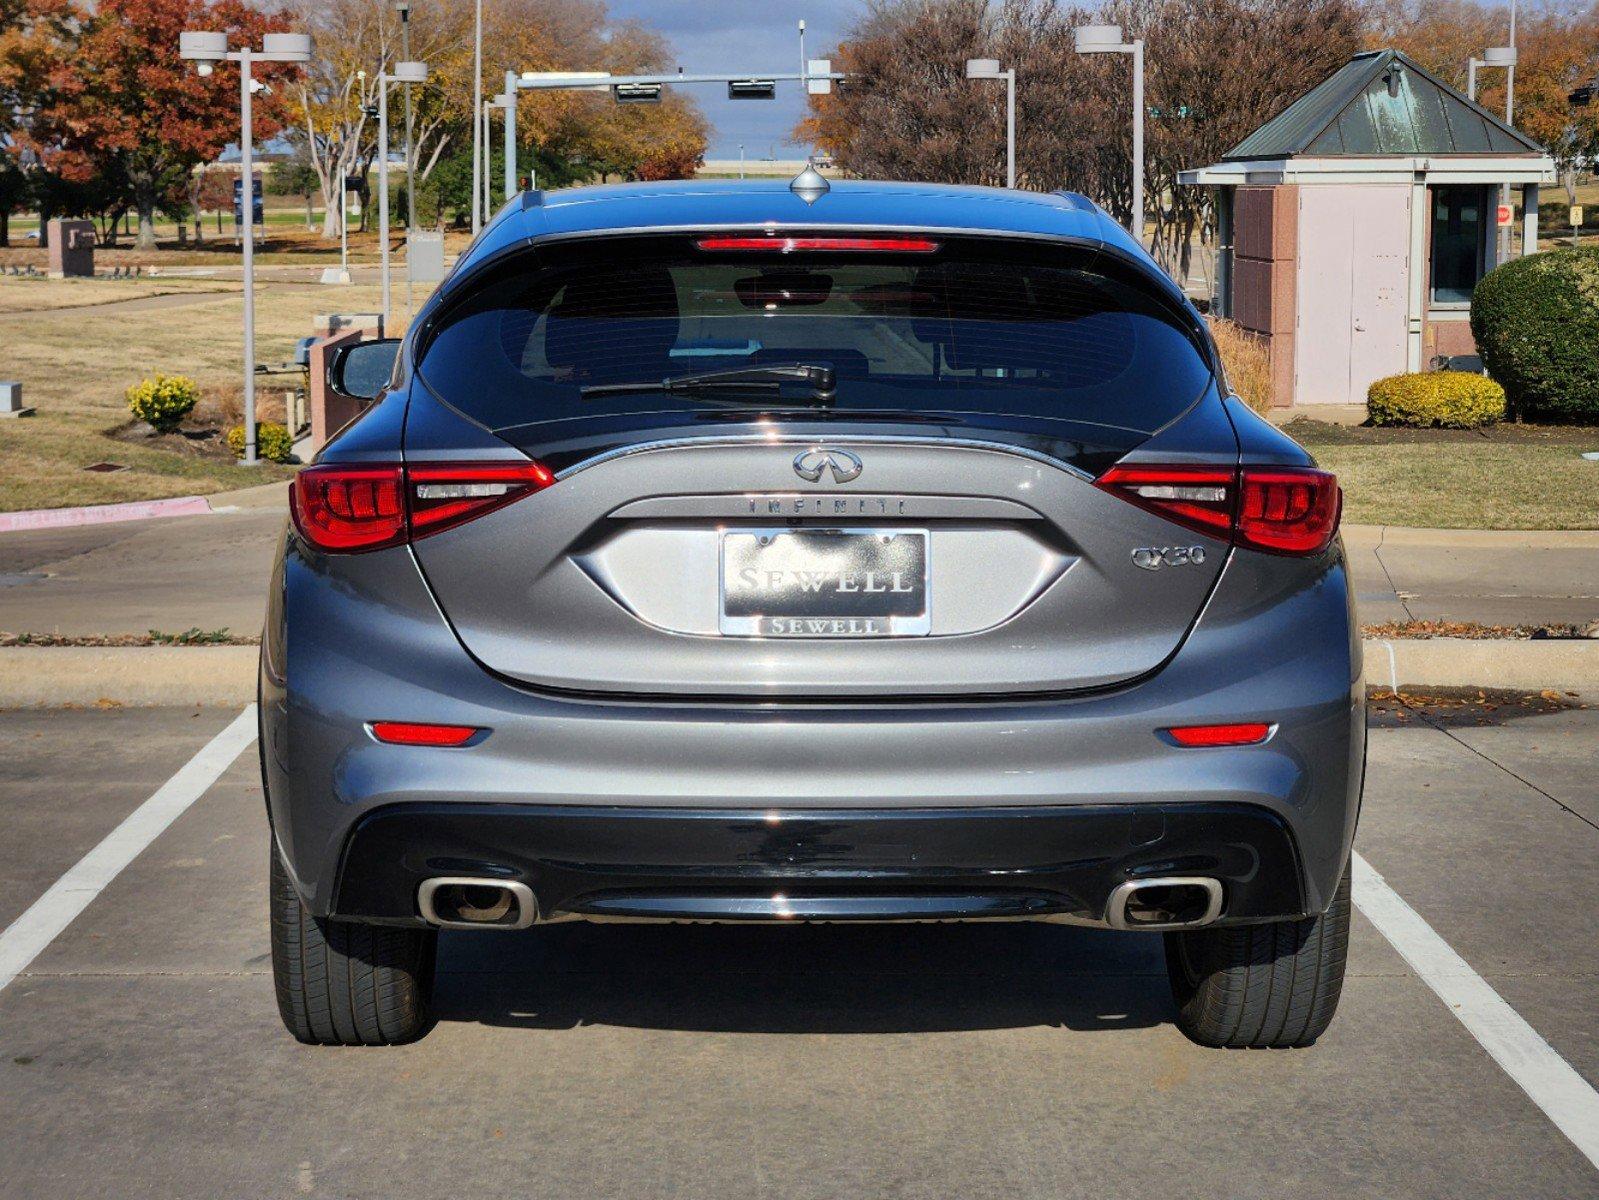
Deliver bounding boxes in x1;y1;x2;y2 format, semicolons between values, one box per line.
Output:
2;487;1594;635
0;699;1595;1197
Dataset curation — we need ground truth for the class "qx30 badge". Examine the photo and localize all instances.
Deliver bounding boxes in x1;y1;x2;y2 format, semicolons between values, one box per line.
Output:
793;447;863;484
1132;545;1207;571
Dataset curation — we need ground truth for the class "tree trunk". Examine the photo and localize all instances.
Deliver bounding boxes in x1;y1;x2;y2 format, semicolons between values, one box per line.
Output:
305;193;313;229
134;188;159;250
0;207;7;247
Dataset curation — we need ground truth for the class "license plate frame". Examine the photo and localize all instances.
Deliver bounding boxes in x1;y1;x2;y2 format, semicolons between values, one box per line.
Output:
718;527;931;638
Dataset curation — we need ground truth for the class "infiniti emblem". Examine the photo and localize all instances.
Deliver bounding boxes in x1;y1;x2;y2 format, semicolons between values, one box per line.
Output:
793;447;863;484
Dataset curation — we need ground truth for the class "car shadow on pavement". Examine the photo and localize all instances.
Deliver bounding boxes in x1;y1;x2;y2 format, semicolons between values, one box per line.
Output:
431;920;1174;1035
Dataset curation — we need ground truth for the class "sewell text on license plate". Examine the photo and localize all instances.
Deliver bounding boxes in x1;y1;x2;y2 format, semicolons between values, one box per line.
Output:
719;528;930;637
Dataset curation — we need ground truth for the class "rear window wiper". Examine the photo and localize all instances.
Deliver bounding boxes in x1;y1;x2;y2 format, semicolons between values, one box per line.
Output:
581;363;836;404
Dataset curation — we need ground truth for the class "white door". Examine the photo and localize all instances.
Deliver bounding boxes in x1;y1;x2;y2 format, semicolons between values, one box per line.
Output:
1295;186;1411;405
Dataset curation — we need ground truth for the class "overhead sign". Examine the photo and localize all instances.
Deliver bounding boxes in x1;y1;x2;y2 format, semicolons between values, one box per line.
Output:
807;59;833;95
1496;203;1514;227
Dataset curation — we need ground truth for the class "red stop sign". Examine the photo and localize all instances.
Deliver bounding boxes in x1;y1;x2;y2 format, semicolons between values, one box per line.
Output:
1496;204;1514;227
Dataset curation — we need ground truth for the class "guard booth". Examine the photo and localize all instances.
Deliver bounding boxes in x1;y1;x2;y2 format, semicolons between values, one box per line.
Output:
1180;49;1555;409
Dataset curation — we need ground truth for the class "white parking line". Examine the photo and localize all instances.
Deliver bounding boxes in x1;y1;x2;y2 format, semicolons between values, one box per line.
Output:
1353;851;1599;1171
0;705;257;996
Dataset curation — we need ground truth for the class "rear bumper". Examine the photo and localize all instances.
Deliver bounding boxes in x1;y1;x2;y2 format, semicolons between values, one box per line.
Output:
332;802;1306;927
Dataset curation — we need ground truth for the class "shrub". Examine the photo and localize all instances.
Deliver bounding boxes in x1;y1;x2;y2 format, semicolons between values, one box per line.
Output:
226;421;295;463
1367;371;1505;428
1207;318;1273;414
1471;246;1599;422
125;373;199;432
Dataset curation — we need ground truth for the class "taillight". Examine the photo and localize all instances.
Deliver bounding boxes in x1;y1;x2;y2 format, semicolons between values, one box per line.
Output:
1095;464;1340;557
1236;468;1342;555
408;461;554;539
290;461;554;553
290;465;406;552
695;235;941;253
1163;723;1273;748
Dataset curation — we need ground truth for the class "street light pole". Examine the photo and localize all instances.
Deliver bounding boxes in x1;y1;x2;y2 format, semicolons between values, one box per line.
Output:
471;0;482;234
1073;25;1145;245
964;59;1015;189
394;0;416;231
179;30;310;467
377;62;427;335
503;71;517;200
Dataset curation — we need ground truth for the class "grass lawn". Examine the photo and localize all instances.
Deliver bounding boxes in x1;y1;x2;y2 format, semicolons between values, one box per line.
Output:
1287;420;1599;530
0;278;433;511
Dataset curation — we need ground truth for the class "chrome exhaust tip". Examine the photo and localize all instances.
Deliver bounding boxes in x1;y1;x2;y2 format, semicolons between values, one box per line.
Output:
1105;877;1224;931
418;877;536;930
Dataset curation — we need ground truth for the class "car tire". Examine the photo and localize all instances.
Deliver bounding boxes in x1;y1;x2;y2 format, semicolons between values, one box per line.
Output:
1164;863;1350;1049
269;843;437;1046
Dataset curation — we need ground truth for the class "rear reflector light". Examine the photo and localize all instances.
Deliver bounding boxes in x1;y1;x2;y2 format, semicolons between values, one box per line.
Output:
1095;464;1340;556
291;460;554;553
1164;723;1273;747
368;721;483;747
695;235;940;253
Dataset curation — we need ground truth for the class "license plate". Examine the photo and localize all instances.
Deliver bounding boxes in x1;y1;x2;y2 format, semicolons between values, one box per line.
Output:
719;528;930;637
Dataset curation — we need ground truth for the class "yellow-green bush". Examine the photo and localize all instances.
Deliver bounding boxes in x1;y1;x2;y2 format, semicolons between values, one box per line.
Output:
125;373;200;432
226;421;295;463
1367;371;1505;429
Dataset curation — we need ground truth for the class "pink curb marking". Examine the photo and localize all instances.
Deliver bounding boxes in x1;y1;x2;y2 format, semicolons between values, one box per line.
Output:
0;494;214;533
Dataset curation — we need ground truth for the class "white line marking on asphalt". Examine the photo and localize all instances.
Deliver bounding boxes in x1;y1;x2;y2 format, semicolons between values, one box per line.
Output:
0;705;257;996
1352;851;1599;1171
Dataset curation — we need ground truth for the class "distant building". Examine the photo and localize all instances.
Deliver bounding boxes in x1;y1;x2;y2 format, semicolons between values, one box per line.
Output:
1181;49;1554;408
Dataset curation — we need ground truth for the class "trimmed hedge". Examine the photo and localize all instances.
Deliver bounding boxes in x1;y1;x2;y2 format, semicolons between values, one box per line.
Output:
1471;246;1599;422
226;421;295;463
126;373;199;432
1367;371;1505;428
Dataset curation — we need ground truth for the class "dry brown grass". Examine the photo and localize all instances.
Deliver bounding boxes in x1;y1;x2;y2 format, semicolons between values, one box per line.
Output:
1207;318;1273;414
0;280;431;511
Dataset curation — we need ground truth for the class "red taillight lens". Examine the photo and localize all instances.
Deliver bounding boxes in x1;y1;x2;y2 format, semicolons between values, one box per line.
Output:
695;235;941;253
369;721;483;747
1163;723;1273;747
1237;468;1341;555
1094;464;1234;538
290;461;555;553
1095;464;1340;557
407;461;555;540
291;465;407;552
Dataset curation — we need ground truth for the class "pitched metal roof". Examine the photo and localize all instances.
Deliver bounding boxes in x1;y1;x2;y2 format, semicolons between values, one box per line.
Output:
1224;49;1543;160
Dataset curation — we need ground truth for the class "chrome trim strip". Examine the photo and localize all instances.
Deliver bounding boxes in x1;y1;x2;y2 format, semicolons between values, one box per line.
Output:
1104;877;1225;931
554;434;1095;482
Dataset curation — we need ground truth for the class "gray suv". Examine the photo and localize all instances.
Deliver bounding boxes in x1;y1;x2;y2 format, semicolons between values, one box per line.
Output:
262;179;1361;1049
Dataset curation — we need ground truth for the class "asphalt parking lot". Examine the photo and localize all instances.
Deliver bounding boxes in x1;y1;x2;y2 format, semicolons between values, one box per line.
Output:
1;697;1596;1198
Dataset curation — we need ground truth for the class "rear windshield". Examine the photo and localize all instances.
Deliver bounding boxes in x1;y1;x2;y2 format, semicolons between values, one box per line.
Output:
417;234;1213;435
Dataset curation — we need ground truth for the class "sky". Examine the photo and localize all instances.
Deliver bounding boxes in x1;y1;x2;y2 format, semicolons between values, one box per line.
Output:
604;0;862;160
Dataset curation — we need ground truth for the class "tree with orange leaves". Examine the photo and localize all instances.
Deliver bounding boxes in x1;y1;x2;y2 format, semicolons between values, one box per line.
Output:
29;0;297;248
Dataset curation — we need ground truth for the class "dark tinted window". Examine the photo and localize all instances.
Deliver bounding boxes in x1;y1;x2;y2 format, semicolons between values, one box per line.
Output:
418;235;1212;434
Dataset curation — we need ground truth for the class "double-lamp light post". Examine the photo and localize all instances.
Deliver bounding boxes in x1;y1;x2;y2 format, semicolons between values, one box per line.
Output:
375;61;429;335
178;30;312;467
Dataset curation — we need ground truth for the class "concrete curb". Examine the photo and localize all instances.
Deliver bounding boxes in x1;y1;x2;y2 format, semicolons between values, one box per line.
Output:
2;639;1597;709
0;646;257;708
1362;638;1599;693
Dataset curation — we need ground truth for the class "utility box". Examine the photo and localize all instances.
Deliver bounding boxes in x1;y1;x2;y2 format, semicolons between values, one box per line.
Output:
407;231;446;284
0;381;32;418
46;219;95;279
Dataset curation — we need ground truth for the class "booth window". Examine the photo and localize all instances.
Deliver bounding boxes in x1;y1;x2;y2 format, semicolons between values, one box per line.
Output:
1430;186;1489;307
